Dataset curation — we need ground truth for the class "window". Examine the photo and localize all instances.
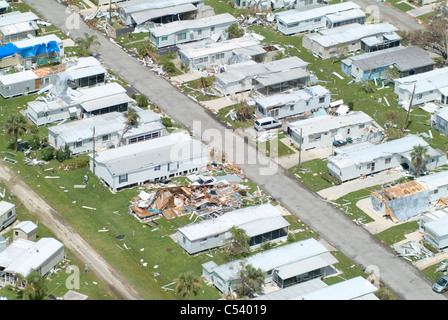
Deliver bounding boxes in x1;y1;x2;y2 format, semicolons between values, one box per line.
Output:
198;29;202;35
385;158;391;164
119;174;128;184
162;36;168;41
319;97;325;103
102;135;110;142
211;27;215;32
154;165;161;171
290;105;294;111
417;93;423;100
75;141;83;148
177;33;186;41
359;124;365;129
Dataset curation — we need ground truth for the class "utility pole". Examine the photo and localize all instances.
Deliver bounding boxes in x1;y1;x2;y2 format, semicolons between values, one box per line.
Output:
92;127;96;175
298;127;302;168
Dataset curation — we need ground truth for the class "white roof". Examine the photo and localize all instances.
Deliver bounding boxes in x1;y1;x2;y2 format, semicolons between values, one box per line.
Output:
416;170;448;190
131;3;198;25
395;67;448;95
49;109;161;142
0;238;64;277
288;111;375;136
0;11;38;28
13;221;37;234
177;35;261;59
0;70;38;85
13;34;62;48
329;134;432;168
424;214;448;237
0;201;14;214
178;203;288;241
0;20;38;36
276;1;360;24
308;22;398;47
252;278;328;300
119;0;201;14
149;13;237;37
325;8;365;23
256;85;330;109
206;238;333;281
291;276;379;300
92;132;206;176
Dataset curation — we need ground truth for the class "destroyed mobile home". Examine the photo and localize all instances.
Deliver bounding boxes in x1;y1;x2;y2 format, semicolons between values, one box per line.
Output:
129;164;264;223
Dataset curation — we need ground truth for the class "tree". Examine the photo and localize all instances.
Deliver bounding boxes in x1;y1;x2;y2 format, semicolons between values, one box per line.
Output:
174;272;202;299
136;95;149;109
234;263;264;298
55;144;71;162
225;226;251;259
4;113;28;152
15;269;48;300
28;134;42;151
163;61;176;74
41;146;55;161
227;23;244;39
118;108;140;146
411;144;430;178
75;33;101;56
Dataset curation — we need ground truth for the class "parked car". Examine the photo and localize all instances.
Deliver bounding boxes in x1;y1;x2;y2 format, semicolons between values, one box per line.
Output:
432;275;448;293
254;117;282;131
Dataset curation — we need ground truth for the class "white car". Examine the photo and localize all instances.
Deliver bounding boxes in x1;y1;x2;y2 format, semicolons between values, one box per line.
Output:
254;117;282;131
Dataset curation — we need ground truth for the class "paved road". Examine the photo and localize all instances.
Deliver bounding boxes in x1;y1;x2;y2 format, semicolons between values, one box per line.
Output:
25;0;446;300
0;162;144;300
352;0;425;31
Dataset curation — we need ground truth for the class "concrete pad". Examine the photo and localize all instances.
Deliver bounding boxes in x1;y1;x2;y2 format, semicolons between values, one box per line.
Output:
317;169;405;201
355;198;395;234
277;147;332;169
171;70;204;84
407;3;436;17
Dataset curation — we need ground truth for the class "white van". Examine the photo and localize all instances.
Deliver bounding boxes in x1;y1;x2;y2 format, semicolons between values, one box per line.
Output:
254;117;282;131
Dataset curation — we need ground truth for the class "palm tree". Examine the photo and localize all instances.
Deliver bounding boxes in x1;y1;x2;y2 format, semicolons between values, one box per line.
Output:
75;32;101;56
234;263;264;298
118;108;140;146
174;272;202;299
411;144;429;178
15;269;48;300
4;113;28;152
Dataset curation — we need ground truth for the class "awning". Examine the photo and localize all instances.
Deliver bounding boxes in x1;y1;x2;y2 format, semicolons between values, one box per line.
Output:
275;252;338;280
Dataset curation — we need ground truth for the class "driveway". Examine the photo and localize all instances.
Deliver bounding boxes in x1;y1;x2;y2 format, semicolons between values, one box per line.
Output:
23;0;446;300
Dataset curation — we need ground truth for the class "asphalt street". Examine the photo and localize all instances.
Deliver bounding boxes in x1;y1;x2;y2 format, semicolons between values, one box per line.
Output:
24;0;446;300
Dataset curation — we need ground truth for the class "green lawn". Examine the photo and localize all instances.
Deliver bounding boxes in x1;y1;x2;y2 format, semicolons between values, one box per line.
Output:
289;159;334;192
393;2;415;11
375;221;419;246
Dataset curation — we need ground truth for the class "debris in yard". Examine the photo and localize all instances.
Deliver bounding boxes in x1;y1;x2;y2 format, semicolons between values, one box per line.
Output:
116;234;125;240
3;157;17;164
394;241;434;259
435;260;448;273
82;206;96;210
74;185;86;189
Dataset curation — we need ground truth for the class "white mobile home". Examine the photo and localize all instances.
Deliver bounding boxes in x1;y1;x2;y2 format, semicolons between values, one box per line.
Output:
27;82;132;126
302;23;400;60
433;107;448;136
416;170;448;203
286;111;384;151
148;13;237;48
202;238;338;295
0;201;16;231
254;85;331;119
0;238;64;287
177;35;271;70
215;56;314;95
420;210;448;250
275;2;364;35
327;135;447;182
90;132;208;192
177;203;290;254
48;108;164;155
0;11;39;44
394;67;448;108
118;0;204;26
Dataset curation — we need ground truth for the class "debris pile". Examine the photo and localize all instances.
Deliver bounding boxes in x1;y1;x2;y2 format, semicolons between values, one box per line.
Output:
393;241;434;260
128;163;266;223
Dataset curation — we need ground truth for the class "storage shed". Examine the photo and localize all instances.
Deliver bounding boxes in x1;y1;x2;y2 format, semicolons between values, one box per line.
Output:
13;221;38;241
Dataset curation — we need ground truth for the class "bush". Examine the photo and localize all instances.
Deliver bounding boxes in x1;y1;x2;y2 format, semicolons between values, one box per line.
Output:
163;61;176;73
321;172;342;185
161;117;173;128
41;146;55;161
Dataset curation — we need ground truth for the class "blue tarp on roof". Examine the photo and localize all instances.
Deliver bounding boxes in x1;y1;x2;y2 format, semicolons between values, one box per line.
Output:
0;43;18;59
19;41;60;58
0;40;60;59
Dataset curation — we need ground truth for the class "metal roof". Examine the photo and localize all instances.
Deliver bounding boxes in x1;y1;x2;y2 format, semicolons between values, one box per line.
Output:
0;20;38;36
309;23;398;47
0;238;64;277
0;70;38;85
148;13;237;37
65;65;106;80
252;278;328;300
178;203;288;241
255;85;330;109
206;238;332;282
416;170;448;190
13;221;37;234
425;215;448;237
0;11;39;28
288;111;376;136
80;92;132;112
92;132;206;176
325;8;365;23
0;201;14;214
131;3;198;25
13;34;62;49
119;0;202;14
291;276;379;300
275;251;338;279
275;1;360;24
395;67;448;95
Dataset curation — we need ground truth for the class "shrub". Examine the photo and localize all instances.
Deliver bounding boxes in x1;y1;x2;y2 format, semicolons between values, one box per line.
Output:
321;172;342;185
161;117;173;128
41;146;55;161
163;61;176;73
